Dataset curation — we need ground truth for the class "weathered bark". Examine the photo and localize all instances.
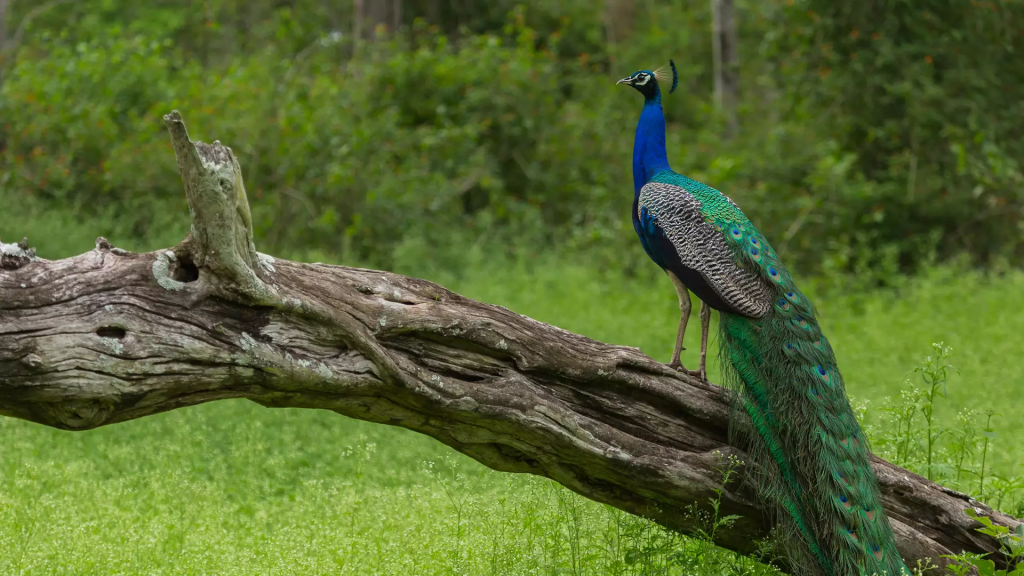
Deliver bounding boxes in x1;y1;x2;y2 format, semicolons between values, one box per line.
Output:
0;112;1019;574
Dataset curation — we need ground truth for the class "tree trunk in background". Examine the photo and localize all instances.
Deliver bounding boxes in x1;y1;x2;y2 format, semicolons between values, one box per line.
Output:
604;0;635;48
711;0;739;138
0;0;10;125
0;0;9;56
354;0;402;42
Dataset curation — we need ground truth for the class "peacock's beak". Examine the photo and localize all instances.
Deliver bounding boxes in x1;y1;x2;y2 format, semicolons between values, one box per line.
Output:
616;77;633;85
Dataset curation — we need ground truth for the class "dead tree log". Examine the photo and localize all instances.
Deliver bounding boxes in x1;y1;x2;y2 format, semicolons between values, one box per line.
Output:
0;111;1018;574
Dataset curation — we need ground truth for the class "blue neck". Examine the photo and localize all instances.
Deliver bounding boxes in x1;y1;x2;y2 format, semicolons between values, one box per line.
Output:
631;95;670;195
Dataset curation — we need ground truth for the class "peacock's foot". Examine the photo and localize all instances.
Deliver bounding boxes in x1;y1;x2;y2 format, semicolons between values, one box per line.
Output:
686;368;707;382
666;359;690;373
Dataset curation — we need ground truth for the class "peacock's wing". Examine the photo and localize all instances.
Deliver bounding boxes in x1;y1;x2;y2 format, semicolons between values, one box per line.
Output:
636;180;773;318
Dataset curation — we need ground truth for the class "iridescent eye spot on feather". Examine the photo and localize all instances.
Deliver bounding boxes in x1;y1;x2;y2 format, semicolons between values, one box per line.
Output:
793;316;810;329
871;544;882;560
864;508;875;521
785;291;800;304
730;228;743;240
767;267;782;282
777;298;791;312
783;341;795;353
815;364;832;385
839;494;851;509
748;236;759;246
749;247;762;262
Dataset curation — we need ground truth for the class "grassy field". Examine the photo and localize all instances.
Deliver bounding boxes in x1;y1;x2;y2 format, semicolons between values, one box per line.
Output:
2;228;1023;574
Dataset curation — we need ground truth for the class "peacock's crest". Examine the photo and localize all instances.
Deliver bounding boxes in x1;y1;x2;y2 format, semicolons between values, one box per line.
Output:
653;59;679;94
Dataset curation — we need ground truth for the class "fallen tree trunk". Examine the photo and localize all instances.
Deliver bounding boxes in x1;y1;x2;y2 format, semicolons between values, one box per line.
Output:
0;112;1018;574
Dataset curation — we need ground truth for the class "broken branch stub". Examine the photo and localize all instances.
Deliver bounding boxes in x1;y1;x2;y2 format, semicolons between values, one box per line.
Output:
162;110;271;302
0;237;38;270
0;111;1019;574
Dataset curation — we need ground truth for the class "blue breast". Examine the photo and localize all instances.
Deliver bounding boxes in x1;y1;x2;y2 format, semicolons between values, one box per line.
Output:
632;199;671;270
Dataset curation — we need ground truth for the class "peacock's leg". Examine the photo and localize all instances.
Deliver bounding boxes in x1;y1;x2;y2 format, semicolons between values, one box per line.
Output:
666;271;691;372
686;301;710;381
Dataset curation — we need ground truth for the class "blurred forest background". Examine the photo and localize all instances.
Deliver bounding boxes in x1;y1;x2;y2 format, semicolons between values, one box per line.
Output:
4;2;1024;573
2;0;1022;283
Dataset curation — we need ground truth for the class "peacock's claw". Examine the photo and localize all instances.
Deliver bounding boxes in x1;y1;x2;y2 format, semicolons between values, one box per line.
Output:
666;359;689;373
686;368;707;382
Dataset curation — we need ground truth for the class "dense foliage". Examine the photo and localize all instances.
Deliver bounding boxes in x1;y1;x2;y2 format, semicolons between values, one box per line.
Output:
1;0;1022;280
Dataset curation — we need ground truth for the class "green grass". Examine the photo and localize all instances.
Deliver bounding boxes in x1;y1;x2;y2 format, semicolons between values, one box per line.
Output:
2;223;1023;574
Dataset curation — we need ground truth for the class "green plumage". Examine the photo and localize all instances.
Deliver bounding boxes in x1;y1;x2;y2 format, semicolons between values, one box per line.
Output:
651;172;909;576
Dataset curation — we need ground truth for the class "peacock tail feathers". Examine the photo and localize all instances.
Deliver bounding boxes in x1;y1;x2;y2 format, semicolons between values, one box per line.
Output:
714;221;907;575
644;171;908;576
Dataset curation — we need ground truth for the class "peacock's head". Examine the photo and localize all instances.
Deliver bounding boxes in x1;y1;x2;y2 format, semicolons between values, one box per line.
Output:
616;60;678;100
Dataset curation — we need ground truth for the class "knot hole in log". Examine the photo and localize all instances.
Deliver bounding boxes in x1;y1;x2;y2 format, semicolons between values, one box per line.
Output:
95;327;127;340
170;253;200;283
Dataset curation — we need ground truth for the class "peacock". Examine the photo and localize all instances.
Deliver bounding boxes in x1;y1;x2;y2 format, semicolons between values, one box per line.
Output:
617;61;910;576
